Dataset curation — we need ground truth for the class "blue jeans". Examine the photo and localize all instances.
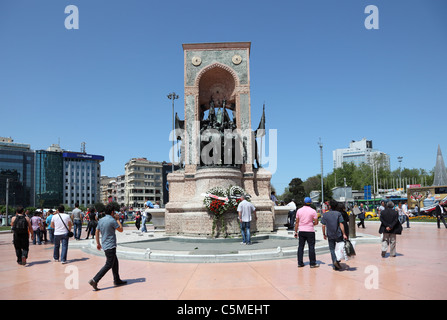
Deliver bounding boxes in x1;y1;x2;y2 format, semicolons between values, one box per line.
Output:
53;233;69;262
141;216;147;232
73;220;82;239
240;222;251;244
48;229;54;244
32;229;41;245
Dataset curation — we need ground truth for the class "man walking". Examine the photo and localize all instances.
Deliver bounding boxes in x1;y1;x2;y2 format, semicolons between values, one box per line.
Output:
379;201;402;257
46;209;55;244
357;203;366;228
11;207;33;265
294;197;319;268
88;203;127;291
321;199;347;270
434;202;447;229
141;200;153;233
51;205;72;264
237;194;257;245
71;202;83;240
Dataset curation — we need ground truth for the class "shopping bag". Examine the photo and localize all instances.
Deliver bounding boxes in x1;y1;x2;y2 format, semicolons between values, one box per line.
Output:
335;241;345;261
344;239;356;257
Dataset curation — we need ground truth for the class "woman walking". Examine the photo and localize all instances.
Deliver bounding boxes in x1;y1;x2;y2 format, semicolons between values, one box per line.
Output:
85;207;98;239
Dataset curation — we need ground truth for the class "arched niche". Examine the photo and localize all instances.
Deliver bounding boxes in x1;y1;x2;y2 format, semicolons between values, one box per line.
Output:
196;63;239;119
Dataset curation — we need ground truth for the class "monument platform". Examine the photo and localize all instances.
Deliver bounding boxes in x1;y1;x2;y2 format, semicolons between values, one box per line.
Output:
71;224;380;263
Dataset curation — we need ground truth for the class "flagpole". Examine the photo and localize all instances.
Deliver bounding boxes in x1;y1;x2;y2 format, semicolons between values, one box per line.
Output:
255;103;266;169
260;103;265;167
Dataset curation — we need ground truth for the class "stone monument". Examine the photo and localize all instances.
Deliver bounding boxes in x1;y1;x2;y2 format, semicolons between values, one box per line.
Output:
165;42;274;237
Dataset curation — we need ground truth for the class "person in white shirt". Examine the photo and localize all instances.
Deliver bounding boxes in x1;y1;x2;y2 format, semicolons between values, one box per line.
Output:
51;205;72;264
396;202;405;225
237;195;256;245
378;201;386;217
402;202;410;228
286;199;297;230
141;209;147;233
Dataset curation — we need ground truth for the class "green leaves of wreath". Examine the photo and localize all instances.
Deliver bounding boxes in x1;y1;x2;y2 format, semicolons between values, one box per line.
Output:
203;186;248;236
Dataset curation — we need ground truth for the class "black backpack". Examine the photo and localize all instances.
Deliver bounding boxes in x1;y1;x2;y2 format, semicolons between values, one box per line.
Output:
13;215;28;234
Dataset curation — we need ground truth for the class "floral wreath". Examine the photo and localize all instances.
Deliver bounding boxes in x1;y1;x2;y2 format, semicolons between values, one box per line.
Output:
203;185;249;236
410;193;422;201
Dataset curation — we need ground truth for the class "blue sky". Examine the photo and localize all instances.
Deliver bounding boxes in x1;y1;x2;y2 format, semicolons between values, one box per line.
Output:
1;0;446;194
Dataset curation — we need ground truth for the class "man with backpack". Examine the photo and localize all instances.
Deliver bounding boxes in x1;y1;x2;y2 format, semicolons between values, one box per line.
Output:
11;206;33;265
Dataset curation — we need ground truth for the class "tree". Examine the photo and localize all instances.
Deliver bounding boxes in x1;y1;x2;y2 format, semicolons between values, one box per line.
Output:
303;175;321;195
284;178;306;206
318;181;333;203
94;202;105;213
108;201;120;212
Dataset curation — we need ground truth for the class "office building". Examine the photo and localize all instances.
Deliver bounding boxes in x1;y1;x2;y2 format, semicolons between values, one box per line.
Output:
35;149;64;208
0;137;35;208
333;138;390;170
63;151;104;207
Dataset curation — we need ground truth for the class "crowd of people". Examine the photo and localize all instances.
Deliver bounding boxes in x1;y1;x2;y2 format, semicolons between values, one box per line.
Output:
274;194;447;271
9;200;159;290
7;193;447;288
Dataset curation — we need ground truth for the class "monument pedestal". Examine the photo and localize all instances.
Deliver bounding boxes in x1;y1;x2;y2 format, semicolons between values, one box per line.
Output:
165;167;274;237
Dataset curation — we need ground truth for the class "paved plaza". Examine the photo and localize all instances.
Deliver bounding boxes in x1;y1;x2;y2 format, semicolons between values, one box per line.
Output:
0;221;446;300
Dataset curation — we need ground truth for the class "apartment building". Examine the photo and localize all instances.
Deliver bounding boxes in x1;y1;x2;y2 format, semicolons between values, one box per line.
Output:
125;158;163;209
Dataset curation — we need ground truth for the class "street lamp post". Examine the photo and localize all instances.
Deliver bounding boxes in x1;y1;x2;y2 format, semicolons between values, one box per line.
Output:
5;178;9;226
397;156;403;190
167;92;179;173
318;138;324;210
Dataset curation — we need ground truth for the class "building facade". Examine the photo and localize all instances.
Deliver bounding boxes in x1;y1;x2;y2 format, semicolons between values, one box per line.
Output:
125;158;163;209
100;176;115;204
116;174;126;206
35;149;64;208
63;152;104;207
0;138;35;208
333;138;390;170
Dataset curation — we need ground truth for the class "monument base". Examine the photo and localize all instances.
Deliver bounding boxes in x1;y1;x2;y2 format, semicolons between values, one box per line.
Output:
165;166;274;237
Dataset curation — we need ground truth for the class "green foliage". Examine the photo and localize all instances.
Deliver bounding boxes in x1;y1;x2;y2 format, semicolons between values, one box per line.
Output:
283;164;434;201
108;201;121;212
282;178;306;206
25;207;38;216
94;202;105;213
0;205;14;214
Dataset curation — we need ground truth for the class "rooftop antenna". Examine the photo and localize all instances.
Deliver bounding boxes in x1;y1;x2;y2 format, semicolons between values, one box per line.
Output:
81;142;86;153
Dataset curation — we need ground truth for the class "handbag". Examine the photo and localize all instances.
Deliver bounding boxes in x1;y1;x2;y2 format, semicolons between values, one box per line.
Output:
58;213;74;237
344;239;356;257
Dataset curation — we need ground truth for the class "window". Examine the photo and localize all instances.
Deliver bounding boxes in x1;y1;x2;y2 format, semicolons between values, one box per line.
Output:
435;187;447;194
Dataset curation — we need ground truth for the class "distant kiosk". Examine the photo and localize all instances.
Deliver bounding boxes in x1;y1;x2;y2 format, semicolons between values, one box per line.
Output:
407;145;447;211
